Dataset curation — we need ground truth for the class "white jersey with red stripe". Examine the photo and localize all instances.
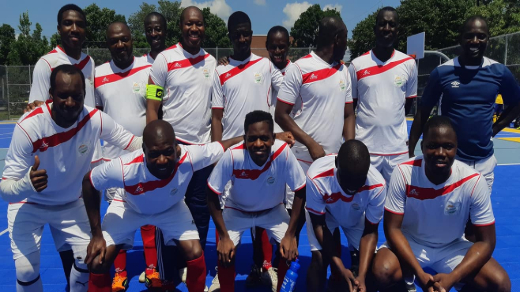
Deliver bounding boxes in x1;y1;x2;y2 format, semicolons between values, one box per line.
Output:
29;46;96;107
277;52;353;163
207;140;306;212
2;103;137;205
94;57;151;160
149;43;216;144
385;156;495;248
349;50;417;155
212;53;284;140
90;142;224;215
305;155;386;228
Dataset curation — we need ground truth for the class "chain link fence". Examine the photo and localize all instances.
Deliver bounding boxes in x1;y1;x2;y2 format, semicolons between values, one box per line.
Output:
0;47;313;120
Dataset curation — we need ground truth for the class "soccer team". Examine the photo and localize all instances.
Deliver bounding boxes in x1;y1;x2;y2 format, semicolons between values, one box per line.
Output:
1;3;519;292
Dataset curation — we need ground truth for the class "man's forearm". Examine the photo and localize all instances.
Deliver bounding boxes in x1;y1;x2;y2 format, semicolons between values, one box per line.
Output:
387;229;424;276
493;102;520;136
211;116;223;142
146;103;160;124
450;241;494;282
276;113;317;148
313;221;346;273
343;113;355;141
82;173;103;237
207;190;229;238
285;190;306;236
357;231;378;279
408;108;430;156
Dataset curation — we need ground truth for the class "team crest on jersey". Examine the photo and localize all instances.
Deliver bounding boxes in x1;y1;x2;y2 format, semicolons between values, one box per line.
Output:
203;67;210;78
254;72;263;83
267;177;275;185
394;75;404;87
170;188;178;196
78;143;89;155
444;201;461;215
339;79;346;90
351;203;361;211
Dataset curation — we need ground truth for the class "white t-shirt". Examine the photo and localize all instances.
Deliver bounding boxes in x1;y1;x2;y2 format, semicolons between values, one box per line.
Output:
2;103;137;205
212;53;284;140
385;156;495;248
90;142;225;215
306;155;386;228
29;45;96;108
277;52;353;163
94;57;151;160
207;140;306;212
349;50;417;155
149;43;216;144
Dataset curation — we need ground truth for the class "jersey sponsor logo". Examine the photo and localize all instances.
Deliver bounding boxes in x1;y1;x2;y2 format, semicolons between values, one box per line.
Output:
309;73;318;80
135;185;144;193
267;176;275;185
254;72;263;83
102;77;109;83
394;75;404;86
39;141;49;150
363;70;370;76
351;203;361;211
78;143;89;155
444;201;461;215
174;62;182;68
451;81;460;88
409;189;419;196
339;79;346;90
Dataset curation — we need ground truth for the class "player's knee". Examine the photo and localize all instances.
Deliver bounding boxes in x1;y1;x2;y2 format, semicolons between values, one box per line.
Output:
490;271;511;292
15;252;41;284
184;240;203;261
309;250;325;271
88;255;111;274
371;254;399;285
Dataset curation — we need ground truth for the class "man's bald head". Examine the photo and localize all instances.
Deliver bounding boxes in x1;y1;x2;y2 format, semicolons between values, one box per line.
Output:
180;6;204;24
317;16;346;47
106;21;131;38
143;120;176;147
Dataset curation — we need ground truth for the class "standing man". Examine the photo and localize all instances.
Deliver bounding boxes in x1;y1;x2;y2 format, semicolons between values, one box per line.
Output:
349;6;417;182
409;16;520;191
143;12;167;63
94;22;160;291
0;65;142;292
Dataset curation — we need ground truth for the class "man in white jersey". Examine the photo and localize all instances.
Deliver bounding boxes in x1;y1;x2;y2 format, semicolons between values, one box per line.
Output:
303;140;386;292
348;7;417;182
94;22;161;291
144;12;167;63
83;120;256;292
371;116;510;292
0;65;142;292
207;111;306;292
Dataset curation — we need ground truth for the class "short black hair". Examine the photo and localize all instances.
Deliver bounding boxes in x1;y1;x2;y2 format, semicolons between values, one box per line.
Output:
337;140;370;176
145;12;167;29
50;64;86;93
57;4;86;25
228;11;251;33
423;115;457;141
179;6;204;25
317;16;345;47
244;110;274;135
375;6;399;25
460;15;490;36
267;26;289;44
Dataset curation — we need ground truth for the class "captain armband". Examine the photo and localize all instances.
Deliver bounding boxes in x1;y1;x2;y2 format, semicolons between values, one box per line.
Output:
146;84;165;101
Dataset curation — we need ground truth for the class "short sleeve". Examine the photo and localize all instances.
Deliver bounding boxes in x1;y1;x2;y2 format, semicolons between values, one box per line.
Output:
384;166;407;215
186;142;225;172
406;60;418;98
207;149;233;195
283;145;306;191
89;158;125;191
469;175;495;226
420;68;443;108
365;184;386;224
2;124;35;180
348;64;358;99
344;66;353;103
305;177;326;215
212;69;224;109
98;111;136;150
29;58;52;102
277;63;303;106
149;53;168;88
498;65;520;106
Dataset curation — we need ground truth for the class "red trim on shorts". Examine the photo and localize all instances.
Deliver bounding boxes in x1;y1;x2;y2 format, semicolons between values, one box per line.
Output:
346;101;353;104
207;182;222;195
232;143;288;180
405;173;479;200
113;199;126;203
212;106;224;109
219;57;263;85
384;207;404;215
473;221;495;227
293;183;306;192
9;201;37;205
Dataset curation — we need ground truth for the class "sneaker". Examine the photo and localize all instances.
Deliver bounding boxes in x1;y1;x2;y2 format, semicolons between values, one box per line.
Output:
145;270;162;289
179;267;187;283
111;272;128;292
245;264;262;287
259;267;278;292
208;267;220;292
138;271;146;283
405;281;417;292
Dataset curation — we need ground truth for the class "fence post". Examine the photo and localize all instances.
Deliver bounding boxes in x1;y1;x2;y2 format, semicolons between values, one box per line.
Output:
6;66;9;120
504;35;508;66
216;46;219;61
28;64;31;86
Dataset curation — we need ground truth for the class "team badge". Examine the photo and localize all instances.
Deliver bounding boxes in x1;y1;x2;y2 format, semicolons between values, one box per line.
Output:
254;72;263;83
339;79;346;90
78;143;89;155
203;67;210;78
394;75;404;87
267;177;275;185
351;203;361;211
170;188;178;196
444;201;461;215
132;82;141;93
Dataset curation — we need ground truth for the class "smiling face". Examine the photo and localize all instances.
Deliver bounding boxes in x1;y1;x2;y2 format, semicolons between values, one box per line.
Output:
50;71;85;125
144;132;178;180
460;18;489;64
422;126;457;177
145;15;166;51
245;121;274;167
267;31;289;69
58;10;86;50
180;7;205;53
107;23;133;68
374;10;398;48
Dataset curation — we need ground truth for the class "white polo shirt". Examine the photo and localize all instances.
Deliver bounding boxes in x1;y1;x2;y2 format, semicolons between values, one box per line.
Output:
207;140;306;212
349;50;417;155
385;156;495;248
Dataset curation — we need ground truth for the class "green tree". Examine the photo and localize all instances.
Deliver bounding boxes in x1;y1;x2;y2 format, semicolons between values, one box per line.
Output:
201;7;230;47
349;11;377;59
466;0;520;36
84;4;126;48
0;24;15;64
7;11;50;65
290;4;341;48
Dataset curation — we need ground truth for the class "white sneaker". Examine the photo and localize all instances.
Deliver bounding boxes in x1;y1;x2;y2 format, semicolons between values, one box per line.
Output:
260;267;278;292
138;271;146;283
208;267;220;292
179;267;188;283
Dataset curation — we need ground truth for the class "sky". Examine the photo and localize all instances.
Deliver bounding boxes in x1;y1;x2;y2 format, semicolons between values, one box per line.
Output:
0;0;401;40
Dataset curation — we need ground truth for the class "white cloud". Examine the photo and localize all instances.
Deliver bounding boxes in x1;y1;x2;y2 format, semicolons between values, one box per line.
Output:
254;0;266;6
282;2;343;29
181;0;233;20
323;4;342;12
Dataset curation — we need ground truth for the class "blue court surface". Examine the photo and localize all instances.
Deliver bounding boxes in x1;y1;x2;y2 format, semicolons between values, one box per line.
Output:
0;120;518;291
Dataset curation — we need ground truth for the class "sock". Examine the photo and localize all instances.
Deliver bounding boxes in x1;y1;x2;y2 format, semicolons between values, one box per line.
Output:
141;225;158;271
186;252;206;292
260;229;273;271
277;258;290;292
70;262;89;292
16;277;43;292
113;249;127;277
218;260;236;292
88;273;111;292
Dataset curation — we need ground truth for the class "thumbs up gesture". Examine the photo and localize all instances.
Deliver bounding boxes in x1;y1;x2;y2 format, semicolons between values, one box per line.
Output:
30;155;48;192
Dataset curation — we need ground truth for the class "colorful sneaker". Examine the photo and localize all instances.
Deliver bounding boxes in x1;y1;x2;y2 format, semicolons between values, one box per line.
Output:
111;272;129;292
245;264;262;287
208;267;220;292
145;270;162;289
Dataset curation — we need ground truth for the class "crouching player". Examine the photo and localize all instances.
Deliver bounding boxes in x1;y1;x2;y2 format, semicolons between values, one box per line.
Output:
207;111;306;292
372;116;510;292
305;140;386;292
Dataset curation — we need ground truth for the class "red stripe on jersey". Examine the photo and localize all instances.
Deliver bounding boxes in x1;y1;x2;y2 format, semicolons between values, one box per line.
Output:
165;44;178;51
49;55;92;72
358;183;384;192
406;173;480;200
32;109;98;153
219;58;263;85
232;143;288;180
232;143;245;150
323;191;354;204
312;168;334;180
48;49;58;54
124;154;144;165
20;107;44;123
94;64;151;88
124;152;188;195
167;53;210;71
302;63;342;84
362;51;370;56
402;159;422;167
356;57;413;81
300;54;312;59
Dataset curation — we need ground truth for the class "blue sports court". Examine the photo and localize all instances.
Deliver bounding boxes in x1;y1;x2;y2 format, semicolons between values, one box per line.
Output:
0;120;518;292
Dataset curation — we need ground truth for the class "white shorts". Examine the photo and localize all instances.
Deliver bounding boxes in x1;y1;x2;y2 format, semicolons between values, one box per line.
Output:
458;155;497;192
104;187;122;202
102;199;199;249
305;210;364;252
222;204;290;246
370;153;409;183
286;160;310;209
8;199;91;260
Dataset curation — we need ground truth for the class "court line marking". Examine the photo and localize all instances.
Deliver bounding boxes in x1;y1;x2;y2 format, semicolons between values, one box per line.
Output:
0;228;8;236
497;163;520;166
